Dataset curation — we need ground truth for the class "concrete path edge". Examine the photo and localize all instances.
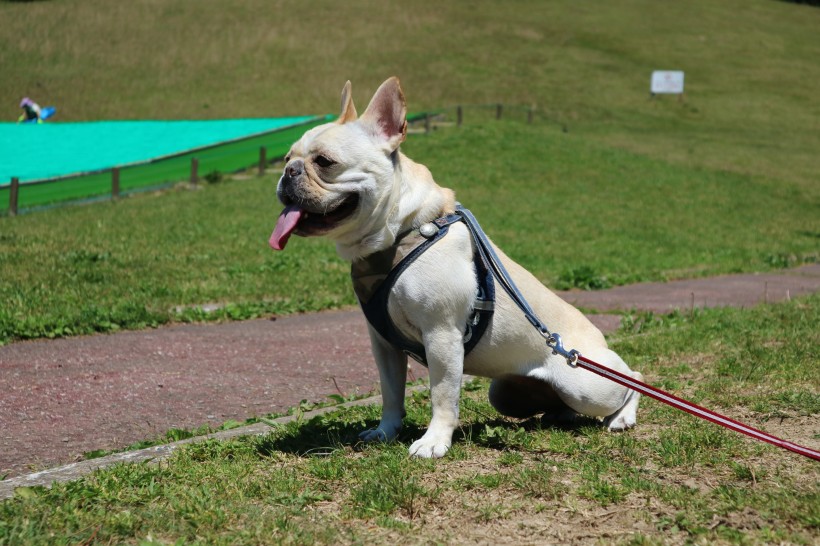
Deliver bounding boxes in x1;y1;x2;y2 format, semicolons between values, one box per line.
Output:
0;388;433;500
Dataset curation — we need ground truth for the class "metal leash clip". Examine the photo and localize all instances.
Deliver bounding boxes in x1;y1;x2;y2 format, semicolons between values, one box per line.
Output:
541;331;580;367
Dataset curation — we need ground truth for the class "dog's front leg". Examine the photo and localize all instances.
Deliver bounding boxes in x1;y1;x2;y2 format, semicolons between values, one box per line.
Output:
359;325;408;443
409;326;464;458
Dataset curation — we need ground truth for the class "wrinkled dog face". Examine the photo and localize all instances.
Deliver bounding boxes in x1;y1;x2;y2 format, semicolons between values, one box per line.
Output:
270;80;408;252
274;124;364;242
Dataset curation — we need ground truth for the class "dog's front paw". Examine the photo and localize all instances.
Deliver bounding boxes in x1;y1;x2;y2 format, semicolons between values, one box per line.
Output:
409;432;451;458
358;428;389;443
359;421;401;443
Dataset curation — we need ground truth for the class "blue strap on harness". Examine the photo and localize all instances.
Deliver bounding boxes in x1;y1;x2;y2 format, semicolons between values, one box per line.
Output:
455;205;580;364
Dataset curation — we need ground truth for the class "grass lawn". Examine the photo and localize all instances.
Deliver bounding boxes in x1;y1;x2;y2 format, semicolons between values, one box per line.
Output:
2;0;818;343
3;0;820;191
0;118;816;345
2;295;817;544
0;1;818;543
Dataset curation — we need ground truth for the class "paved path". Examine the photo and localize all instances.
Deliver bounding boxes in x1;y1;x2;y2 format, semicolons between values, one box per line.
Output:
559;264;820;313
1;264;818;480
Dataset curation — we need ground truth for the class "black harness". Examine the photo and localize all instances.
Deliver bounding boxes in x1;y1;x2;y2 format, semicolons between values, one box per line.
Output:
351;208;495;366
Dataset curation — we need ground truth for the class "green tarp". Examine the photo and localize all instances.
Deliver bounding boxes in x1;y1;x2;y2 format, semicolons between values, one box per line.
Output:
1;117;316;184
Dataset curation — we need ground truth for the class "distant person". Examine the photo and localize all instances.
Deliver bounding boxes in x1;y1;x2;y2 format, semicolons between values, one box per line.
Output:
18;97;56;124
18;97;41;123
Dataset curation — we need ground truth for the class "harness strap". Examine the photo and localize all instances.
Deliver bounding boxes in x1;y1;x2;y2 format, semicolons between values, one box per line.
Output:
457;206;541;326
355;212;495;366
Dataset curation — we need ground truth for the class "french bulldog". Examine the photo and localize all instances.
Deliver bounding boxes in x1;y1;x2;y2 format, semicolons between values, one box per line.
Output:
270;77;643;458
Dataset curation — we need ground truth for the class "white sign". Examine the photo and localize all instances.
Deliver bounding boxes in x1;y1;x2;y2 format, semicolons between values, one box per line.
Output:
651;71;685;94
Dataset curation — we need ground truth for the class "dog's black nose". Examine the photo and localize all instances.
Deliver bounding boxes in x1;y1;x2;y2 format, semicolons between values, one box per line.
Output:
286;159;304;178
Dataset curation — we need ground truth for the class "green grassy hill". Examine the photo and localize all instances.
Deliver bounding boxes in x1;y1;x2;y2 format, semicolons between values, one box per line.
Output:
0;119;816;344
0;0;818;342
3;0;819;189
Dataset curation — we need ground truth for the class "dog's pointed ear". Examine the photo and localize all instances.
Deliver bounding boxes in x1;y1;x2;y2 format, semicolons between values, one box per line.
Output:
338;81;358;123
360;77;407;150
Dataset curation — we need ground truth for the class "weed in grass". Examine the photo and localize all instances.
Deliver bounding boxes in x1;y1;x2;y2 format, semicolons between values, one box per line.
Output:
544;427;582;456
348;446;433;520
766;390;820;415
476;424;531;450
473;502;507;524
620;309;694;336
270;488;332;509
556;264;612;291
372;515;413;531
652;425;738;469
175;438;256;464
203;170;224;184
611;433;647;467
620;534;658;546
763;252;803;269
304;448;352;481
459;471;508;491
619;469;662;498
441;442;470;462
575;453;630;507
497;451;524;467
658;512;708;539
462;377;485;392
580;476;627;507
511;463;567;501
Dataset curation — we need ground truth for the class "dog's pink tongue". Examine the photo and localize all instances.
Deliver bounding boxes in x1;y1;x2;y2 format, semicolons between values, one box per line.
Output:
269;205;304;250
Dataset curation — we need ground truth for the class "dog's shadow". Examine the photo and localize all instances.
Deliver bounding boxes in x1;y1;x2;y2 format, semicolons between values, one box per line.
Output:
454;413;604;451
256;412;603;457
256;416;429;457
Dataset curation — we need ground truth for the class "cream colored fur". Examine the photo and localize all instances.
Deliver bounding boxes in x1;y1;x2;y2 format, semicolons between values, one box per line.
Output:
274;78;643;458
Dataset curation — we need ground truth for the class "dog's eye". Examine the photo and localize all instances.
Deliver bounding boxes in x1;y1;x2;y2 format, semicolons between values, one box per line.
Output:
314;155;336;168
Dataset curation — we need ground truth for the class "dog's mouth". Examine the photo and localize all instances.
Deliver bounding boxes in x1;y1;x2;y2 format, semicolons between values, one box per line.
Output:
269;194;359;250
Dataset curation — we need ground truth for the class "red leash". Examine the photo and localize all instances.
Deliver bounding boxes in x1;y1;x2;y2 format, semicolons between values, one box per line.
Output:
575;354;820;462
457;205;819;462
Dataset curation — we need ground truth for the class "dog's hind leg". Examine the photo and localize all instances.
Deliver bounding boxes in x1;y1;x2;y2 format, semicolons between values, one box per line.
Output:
603;370;643;431
489;375;578;422
544;348;643;430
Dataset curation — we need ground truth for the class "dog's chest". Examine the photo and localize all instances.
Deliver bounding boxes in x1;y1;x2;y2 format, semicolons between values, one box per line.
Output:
350;215;495;367
351;231;427;305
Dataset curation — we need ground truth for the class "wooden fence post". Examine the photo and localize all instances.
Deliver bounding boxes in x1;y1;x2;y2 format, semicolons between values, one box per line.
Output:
190;157;198;186
9;177;19;216
425;114;431;134
496;103;503;120
457;106;463;127
258;146;267;176
112;167;120;199
528;107;534;124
